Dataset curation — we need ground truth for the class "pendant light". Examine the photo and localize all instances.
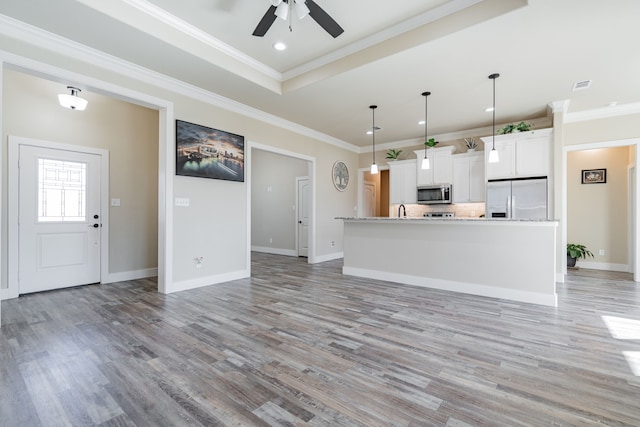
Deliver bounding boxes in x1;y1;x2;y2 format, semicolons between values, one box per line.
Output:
370;105;378;175
58;86;88;110
421;91;431;170
488;73;500;163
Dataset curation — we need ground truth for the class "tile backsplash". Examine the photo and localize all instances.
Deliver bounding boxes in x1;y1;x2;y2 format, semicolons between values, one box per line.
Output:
391;203;485;218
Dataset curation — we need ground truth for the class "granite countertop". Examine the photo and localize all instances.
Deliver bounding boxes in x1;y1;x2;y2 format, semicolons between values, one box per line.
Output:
336;216;559;223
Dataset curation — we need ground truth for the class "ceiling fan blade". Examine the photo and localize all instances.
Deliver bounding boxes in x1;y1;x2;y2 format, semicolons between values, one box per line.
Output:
252;5;278;37
305;0;343;38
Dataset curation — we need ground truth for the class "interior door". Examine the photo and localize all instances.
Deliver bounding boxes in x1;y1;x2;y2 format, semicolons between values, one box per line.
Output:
19;145;102;294
363;182;376;217
297;177;309;257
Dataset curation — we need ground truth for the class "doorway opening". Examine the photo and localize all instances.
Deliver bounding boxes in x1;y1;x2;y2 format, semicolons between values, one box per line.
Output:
564;141;639;281
249;144;315;263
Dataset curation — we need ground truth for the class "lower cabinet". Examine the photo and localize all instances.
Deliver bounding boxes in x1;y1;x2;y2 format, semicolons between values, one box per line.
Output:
452;152;485;203
389;159;417;204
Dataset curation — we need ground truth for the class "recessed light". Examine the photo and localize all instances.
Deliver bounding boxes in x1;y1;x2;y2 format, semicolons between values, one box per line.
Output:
273;42;287;51
366;126;382;135
418;120;425;125
485;107;494;112
607;101;618;108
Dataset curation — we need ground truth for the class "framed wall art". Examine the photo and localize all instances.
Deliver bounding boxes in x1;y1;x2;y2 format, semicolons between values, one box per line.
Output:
581;168;606;184
332;161;349;191
176;119;244;182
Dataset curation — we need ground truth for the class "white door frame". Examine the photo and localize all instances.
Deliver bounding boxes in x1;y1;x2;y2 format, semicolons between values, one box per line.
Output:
562;138;640;280
8;136;109;296
295;176;309;257
0;55;173;301
248;142;316;264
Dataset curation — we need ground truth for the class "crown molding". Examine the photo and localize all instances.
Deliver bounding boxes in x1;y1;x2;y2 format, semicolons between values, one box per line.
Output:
0;14;359;153
564;102;640;123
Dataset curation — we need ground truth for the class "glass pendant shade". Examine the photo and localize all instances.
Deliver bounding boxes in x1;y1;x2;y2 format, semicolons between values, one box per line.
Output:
421;157;430;170
370;163;378;174
488;148;499;163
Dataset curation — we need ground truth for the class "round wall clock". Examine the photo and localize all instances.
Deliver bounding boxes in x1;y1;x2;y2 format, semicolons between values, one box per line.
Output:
332;161;349;191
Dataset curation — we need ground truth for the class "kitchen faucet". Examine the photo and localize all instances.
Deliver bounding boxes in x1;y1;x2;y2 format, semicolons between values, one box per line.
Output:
398;204;406;218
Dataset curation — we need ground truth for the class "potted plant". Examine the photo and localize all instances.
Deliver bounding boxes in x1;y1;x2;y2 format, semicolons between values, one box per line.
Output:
498;121;533;134
424;137;439;148
385;148;402;161
464;137;477;152
567;243;594;268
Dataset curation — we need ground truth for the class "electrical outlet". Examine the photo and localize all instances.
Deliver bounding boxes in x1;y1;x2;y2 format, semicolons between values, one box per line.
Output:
269;238;273;244
331;240;336;247
599;249;605;256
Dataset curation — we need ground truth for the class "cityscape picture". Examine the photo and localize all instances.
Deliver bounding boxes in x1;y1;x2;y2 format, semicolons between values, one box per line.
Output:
176;119;244;182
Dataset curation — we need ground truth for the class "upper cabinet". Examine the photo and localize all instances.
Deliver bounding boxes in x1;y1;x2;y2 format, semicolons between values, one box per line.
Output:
389;159;417;204
481;128;552;180
452;152;485;203
413;146;456;186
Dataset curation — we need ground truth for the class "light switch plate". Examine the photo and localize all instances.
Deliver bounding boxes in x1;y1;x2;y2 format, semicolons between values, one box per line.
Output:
175;197;190;207
111;198;121;207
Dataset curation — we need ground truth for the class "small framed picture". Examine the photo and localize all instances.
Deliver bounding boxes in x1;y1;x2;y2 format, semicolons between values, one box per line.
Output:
581;168;606;184
332;161;349;191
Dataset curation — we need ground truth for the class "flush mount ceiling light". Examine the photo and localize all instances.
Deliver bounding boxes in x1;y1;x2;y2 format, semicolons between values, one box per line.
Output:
369;105;378;175
58;86;88;110
273;42;287;51
488;73;500;163
421;91;431;170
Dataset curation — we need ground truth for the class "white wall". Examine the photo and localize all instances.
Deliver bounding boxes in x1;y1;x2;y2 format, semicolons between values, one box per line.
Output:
567;147;630;269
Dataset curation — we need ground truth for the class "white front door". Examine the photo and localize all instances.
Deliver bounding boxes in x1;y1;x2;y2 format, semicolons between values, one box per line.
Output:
297;177;309;257
19;145;102;294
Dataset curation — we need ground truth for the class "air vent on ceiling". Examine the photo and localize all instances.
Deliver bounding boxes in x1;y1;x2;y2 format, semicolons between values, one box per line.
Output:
572;80;592;91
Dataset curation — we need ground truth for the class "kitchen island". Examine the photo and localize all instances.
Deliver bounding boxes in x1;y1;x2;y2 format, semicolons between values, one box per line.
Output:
338;217;558;306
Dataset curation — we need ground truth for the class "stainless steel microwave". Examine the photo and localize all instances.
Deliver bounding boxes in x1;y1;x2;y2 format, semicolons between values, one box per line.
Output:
417;184;452;204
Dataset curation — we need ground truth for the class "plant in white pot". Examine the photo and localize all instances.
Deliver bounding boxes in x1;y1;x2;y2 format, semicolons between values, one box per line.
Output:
464;137;477;152
567;243;594;268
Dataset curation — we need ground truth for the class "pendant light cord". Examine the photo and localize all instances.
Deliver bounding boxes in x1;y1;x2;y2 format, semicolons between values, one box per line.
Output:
370;105;377;165
422;92;430;159
489;73;499;150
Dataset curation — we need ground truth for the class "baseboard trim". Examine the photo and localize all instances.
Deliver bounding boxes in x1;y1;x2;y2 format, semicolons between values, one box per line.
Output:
578;261;629;272
311;252;344;264
343;266;557;307
251;246;297;257
103;268;158;284
168;270;250;294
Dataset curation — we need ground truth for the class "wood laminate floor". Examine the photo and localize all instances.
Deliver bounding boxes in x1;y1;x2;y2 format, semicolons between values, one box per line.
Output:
1;253;640;426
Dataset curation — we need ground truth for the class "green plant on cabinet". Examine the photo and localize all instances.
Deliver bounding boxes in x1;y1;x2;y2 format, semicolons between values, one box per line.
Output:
386;149;402;160
498;121;533;134
424;138;439;148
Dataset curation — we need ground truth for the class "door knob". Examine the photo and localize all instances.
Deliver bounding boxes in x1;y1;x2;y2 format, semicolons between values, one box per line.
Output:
92;224;99;228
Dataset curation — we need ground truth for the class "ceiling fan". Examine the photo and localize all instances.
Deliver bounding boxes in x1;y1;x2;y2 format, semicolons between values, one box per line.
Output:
252;0;344;38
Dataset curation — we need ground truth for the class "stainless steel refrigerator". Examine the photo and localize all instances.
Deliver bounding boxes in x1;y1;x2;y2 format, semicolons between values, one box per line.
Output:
486;177;548;219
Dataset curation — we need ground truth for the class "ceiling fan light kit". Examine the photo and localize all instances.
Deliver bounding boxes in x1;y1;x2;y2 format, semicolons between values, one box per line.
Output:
253;0;344;38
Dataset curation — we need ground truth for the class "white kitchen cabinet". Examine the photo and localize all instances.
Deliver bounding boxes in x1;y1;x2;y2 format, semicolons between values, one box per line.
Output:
413;146;456;186
481;128;552;180
388;159;417;204
452;152;485;203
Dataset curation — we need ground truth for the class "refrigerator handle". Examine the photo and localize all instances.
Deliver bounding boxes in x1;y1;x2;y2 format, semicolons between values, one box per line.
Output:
511;196;516;219
507;196;512;218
